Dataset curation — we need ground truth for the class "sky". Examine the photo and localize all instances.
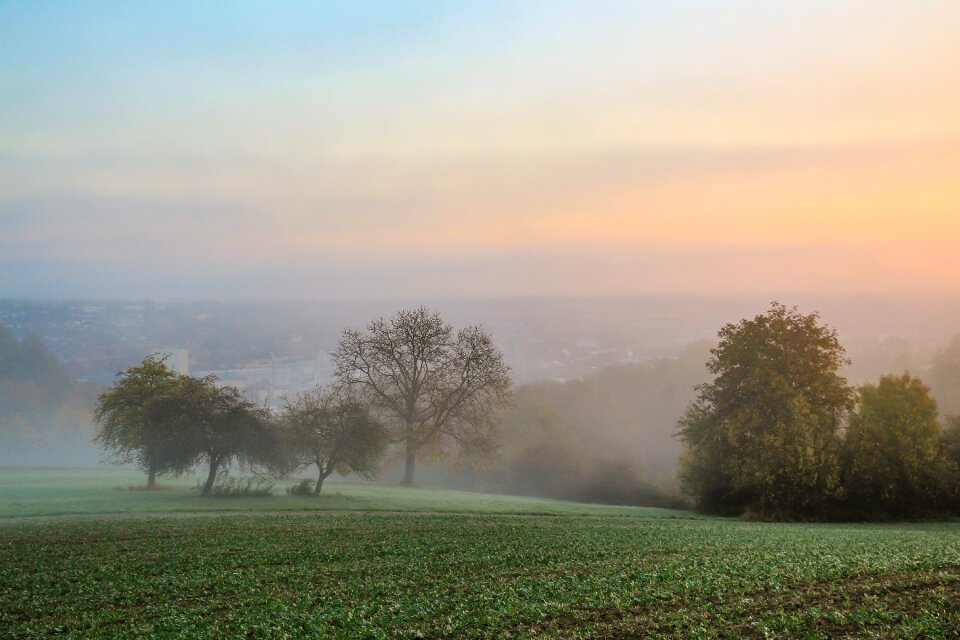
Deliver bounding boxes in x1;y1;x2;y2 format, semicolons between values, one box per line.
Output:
1;1;959;299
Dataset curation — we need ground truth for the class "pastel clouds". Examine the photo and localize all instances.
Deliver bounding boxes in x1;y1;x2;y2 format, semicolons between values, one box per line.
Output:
1;1;958;299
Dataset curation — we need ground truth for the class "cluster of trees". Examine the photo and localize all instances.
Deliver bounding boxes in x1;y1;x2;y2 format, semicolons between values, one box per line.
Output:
679;303;960;520
96;356;285;495
95;308;512;494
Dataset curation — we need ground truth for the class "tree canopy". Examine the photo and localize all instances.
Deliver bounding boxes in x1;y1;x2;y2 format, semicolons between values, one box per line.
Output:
282;386;388;494
95;356;280;494
332;307;512;485
678;302;854;518
841;374;944;518
167;375;279;496
94;355;192;488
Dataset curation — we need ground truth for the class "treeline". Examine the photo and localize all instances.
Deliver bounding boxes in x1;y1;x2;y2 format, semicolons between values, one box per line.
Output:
0;325;99;465
94;308;511;495
679;303;960;521
6;306;960;518
95;356;388;495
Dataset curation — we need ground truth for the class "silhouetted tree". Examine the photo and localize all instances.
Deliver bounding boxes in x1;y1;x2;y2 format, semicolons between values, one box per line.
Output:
332;307;512;485
678;302;854;518
283;386;388;494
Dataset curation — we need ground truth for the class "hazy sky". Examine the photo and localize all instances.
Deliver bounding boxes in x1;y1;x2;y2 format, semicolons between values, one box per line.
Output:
2;1;958;299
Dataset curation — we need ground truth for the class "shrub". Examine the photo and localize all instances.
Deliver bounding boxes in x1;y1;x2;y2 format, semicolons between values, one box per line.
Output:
202;476;274;498
286;479;314;496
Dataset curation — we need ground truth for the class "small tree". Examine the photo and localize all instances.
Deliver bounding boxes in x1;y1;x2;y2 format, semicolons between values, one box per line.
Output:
283;387;388;494
842;374;945;518
677;302;853;518
174;378;279;496
94;355;192;488
332;307;512;485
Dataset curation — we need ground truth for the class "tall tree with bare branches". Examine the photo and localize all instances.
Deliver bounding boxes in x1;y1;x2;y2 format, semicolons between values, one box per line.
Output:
332;307;512;485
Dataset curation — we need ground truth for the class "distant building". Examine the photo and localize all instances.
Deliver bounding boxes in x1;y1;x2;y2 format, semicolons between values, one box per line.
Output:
159;349;189;375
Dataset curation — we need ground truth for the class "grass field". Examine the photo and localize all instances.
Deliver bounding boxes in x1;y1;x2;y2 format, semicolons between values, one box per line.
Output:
2;468;960;638
0;468;678;521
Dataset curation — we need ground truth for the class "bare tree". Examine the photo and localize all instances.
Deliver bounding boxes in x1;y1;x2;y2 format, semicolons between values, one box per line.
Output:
332;307;512;485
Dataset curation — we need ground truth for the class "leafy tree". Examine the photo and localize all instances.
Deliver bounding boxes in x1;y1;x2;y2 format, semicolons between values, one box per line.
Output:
841;374;945;517
170;376;279;496
94;355;192;488
332;307;512;485
677;302;854;518
282;386;388;494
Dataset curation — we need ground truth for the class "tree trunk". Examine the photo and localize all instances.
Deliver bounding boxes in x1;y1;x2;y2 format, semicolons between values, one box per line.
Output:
314;473;325;495
146;466;157;490
401;444;416;486
201;456;219;496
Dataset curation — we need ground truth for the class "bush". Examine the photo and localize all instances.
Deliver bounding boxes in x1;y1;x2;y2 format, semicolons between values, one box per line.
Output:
504;444;684;508
202;476;274;498
286;479;314;496
572;458;686;509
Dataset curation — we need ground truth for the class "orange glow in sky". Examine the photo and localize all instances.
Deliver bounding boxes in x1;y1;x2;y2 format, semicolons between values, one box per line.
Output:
1;2;958;298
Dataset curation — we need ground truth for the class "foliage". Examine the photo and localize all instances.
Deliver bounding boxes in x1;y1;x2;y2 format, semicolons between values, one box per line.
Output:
203;476;274;498
286;478;315;496
332;307;512;485
95;359;283;495
678;302;854;518
94;355;192;488
841;374;946;518
282;386;388;494
4;512;960;638
168;376;281;496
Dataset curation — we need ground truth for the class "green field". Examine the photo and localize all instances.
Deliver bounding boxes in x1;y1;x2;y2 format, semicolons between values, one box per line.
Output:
0;468;676;521
2;469;960;638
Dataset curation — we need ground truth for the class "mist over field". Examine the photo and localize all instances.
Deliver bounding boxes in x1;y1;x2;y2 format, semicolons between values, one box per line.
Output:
3;295;959;506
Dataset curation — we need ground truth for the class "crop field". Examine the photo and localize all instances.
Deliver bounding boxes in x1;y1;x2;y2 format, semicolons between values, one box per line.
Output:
2;470;960;638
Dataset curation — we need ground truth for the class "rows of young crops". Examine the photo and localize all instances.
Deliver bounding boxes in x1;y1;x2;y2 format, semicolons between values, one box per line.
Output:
3;513;960;638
